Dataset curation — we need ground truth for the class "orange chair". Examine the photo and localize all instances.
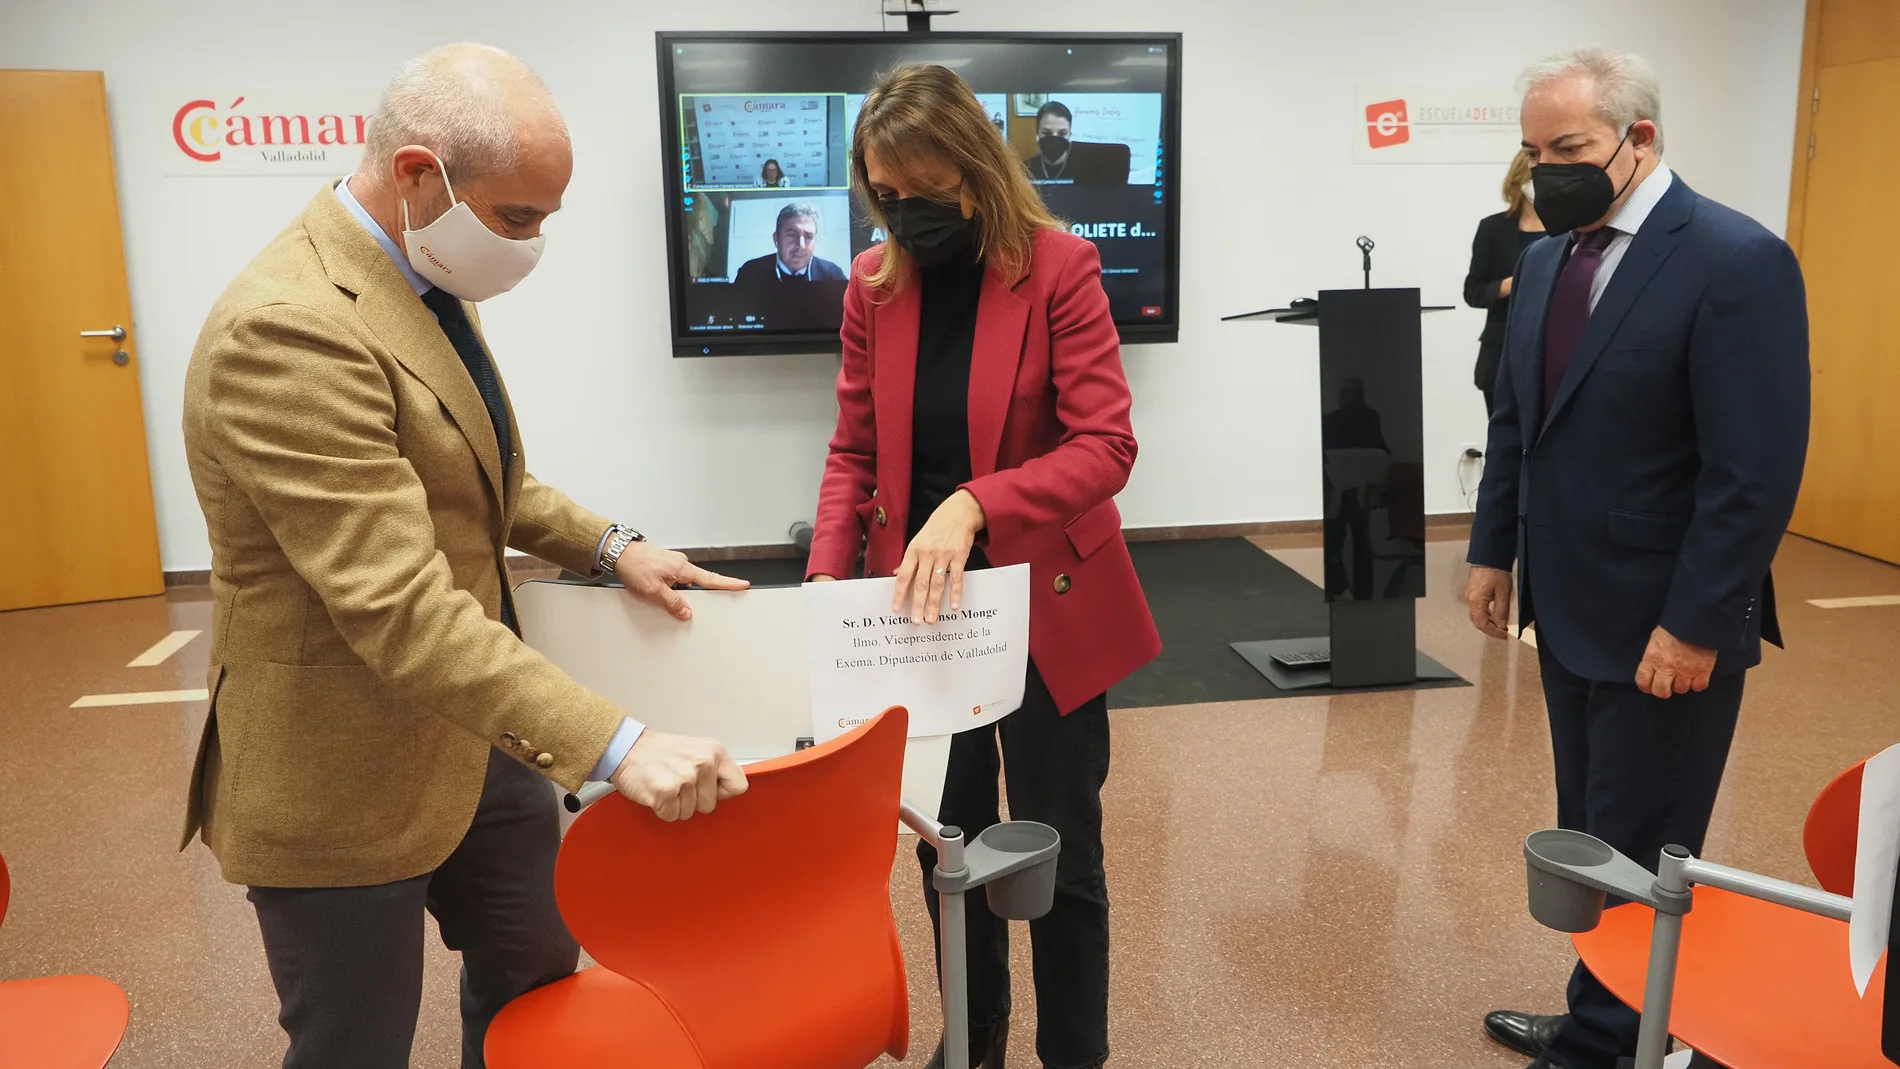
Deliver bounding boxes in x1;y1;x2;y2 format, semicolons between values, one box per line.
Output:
1805;760;1865;896
0;851;131;1069
486;709;913;1069
1535;759;1886;1069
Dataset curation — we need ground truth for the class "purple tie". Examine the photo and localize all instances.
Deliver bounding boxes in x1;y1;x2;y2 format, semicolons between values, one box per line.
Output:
1543;227;1618;414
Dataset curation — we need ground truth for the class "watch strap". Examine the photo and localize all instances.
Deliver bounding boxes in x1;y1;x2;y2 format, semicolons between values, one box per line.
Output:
598;524;646;575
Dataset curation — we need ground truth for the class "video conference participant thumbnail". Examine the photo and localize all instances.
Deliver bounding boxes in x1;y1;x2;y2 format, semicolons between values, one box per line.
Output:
680;189;851;335
681;93;847;190
732;201;847;287
1025;101;1125;185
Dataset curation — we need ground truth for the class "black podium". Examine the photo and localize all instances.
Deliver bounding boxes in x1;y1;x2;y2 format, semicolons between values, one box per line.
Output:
1223;287;1459;690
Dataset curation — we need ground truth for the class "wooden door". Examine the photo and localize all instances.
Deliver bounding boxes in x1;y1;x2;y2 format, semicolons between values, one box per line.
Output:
1786;0;1900;564
0;71;163;610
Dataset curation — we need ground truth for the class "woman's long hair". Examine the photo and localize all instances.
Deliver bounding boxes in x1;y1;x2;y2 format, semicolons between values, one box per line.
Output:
851;64;1061;293
1503;150;1535;218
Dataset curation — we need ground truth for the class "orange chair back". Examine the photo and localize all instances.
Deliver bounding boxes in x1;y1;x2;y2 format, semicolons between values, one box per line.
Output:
0;848;133;1069
1806;760;1865;897
556;707;911;1069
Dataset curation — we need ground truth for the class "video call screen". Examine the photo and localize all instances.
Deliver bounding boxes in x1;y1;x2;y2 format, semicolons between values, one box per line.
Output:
656;32;1183;355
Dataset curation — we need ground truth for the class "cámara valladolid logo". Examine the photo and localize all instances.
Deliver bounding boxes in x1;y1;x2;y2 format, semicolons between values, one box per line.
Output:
167;94;374;176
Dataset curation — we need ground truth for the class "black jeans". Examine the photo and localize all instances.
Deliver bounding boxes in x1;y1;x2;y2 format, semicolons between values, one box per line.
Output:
1887;854;1900;1062
1535;639;1744;1069
247;751;577;1069
1323;489;1374;599
919;663;1112;1069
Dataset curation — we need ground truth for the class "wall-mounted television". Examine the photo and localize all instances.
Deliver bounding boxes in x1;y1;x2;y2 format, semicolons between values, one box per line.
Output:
656;30;1183;356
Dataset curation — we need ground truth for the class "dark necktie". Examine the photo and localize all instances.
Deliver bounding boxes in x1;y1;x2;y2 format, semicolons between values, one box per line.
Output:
1542;227;1618;414
418;285;518;632
420;287;513;464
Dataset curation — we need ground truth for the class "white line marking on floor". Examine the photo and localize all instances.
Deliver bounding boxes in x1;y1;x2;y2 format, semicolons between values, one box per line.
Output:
127;630;203;668
71;689;211;708
1808;595;1900;609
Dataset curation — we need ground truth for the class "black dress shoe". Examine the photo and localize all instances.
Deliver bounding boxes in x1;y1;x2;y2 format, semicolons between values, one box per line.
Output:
923;1018;1008;1069
1482;1010;1565;1059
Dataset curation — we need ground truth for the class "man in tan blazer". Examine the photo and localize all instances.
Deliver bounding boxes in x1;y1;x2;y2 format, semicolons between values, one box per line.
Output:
181;44;748;1068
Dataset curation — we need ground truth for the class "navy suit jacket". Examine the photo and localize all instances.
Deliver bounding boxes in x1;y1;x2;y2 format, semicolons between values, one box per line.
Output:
1467;176;1809;683
732;253;846;286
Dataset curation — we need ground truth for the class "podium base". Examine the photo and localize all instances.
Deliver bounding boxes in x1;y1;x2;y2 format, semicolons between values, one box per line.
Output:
1230;638;1462;692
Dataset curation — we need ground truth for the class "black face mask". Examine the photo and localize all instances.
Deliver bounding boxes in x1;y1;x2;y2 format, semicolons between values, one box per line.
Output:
1530;132;1637;236
882;196;977;269
1037;134;1070;161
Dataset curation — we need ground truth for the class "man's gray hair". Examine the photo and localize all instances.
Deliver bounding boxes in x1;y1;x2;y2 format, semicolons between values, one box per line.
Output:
1520;46;1663;149
362;43;566;181
776;202;821;232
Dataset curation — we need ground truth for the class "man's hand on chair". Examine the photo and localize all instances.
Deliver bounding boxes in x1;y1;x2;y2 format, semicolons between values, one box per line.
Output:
613;543;749;621
609;731;748;822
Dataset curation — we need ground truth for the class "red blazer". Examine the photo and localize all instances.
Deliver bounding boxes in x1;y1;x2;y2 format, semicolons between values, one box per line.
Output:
807;228;1161;714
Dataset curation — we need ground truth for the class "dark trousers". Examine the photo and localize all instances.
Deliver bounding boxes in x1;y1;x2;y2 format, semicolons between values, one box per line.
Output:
1535;640;1744;1069
1324;489;1374;599
247;751;577;1069
1886;850;1900;1064
919;663;1112;1069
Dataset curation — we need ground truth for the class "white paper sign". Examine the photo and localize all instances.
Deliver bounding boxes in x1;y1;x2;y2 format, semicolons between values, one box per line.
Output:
1851;742;1900;995
512;581;956;833
802;565;1030;743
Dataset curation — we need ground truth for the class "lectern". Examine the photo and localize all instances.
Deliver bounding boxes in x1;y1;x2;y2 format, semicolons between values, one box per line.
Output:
1223;251;1458;690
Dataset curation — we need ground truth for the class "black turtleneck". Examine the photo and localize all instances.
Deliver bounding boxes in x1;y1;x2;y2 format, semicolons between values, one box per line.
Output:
906;253;987;562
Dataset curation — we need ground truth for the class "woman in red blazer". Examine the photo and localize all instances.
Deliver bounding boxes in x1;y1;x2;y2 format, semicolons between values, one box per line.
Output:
806;65;1160;1069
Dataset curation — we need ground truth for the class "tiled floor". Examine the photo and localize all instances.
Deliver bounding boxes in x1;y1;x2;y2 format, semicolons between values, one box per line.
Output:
0;532;1895;1068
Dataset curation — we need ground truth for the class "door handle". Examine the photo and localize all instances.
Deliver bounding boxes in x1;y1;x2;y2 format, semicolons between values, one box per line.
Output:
81;326;127;341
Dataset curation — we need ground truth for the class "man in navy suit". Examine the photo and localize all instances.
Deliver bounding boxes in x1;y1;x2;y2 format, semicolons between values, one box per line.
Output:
1466;48;1809;1069
730;201;846;330
731;201;846;287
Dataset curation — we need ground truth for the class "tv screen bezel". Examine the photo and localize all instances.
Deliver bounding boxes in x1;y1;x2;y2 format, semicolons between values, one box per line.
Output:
655;29;1184;357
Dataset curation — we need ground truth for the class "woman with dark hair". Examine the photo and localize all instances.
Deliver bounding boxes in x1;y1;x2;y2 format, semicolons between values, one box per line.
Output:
1464;150;1546;415
806;63;1160;1069
759;158;786;187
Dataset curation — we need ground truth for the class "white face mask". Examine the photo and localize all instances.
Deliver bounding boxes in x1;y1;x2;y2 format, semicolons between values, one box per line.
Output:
1523;180;1537;204
401;153;545;302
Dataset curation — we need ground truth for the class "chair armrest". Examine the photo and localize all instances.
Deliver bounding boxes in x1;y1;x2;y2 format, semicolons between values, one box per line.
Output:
900;801;952;851
566;781;617;813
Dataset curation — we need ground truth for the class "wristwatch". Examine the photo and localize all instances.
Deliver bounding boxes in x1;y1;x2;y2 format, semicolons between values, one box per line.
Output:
598;524;646;576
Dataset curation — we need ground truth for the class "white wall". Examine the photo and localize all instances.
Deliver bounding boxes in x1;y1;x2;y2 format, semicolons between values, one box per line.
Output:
1;0;1806;571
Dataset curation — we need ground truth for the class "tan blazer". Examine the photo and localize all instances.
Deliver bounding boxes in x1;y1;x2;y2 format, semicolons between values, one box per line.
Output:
181;185;625;888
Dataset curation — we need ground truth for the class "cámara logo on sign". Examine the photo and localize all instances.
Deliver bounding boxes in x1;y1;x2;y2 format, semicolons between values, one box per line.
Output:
172;97;372;164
